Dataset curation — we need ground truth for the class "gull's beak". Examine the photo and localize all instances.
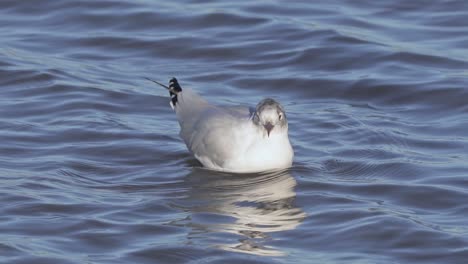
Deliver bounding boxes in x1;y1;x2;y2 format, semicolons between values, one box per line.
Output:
264;122;274;137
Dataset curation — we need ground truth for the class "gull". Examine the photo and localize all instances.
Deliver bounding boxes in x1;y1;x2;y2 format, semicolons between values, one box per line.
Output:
146;77;294;173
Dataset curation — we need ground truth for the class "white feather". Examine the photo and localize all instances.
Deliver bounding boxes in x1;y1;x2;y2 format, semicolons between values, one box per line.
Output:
173;88;293;173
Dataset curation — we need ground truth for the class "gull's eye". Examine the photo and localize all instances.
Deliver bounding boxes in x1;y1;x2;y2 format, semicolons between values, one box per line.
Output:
253;113;260;122
278;113;283;120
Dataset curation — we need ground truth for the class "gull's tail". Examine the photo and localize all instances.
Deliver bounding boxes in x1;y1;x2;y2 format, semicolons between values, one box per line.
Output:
145;77;183;109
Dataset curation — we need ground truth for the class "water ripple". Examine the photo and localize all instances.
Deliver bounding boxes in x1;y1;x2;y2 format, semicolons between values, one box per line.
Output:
1;0;468;263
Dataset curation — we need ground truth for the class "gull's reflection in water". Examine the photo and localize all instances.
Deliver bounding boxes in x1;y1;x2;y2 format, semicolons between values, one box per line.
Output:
172;168;306;256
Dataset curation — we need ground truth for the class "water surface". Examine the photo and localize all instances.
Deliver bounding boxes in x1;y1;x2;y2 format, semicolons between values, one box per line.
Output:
1;0;468;263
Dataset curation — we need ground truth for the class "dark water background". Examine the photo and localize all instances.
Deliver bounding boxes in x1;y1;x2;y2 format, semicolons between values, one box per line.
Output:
1;1;468;263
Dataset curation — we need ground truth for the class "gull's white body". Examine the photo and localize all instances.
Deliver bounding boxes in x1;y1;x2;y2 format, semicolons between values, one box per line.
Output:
174;88;293;173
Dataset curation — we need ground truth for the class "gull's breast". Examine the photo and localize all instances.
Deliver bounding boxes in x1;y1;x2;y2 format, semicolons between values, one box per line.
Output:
223;132;294;173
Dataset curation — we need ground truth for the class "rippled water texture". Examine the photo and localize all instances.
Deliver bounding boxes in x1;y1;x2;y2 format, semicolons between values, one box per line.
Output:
1;1;468;263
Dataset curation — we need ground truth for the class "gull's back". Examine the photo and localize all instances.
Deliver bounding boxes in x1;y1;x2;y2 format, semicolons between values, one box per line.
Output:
175;88;254;170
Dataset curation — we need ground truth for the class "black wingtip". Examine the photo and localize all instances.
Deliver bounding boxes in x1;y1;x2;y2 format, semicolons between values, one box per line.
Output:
144;76;183;109
168;77;182;108
169;77;182;93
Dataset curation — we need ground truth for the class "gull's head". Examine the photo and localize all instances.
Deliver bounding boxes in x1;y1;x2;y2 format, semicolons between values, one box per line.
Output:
253;98;288;137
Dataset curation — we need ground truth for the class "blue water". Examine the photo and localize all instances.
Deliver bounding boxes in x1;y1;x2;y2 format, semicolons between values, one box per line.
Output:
1;1;468;263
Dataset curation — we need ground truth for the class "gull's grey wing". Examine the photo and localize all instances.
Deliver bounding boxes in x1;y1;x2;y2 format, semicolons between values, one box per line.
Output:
174;90;253;168
223;105;255;118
